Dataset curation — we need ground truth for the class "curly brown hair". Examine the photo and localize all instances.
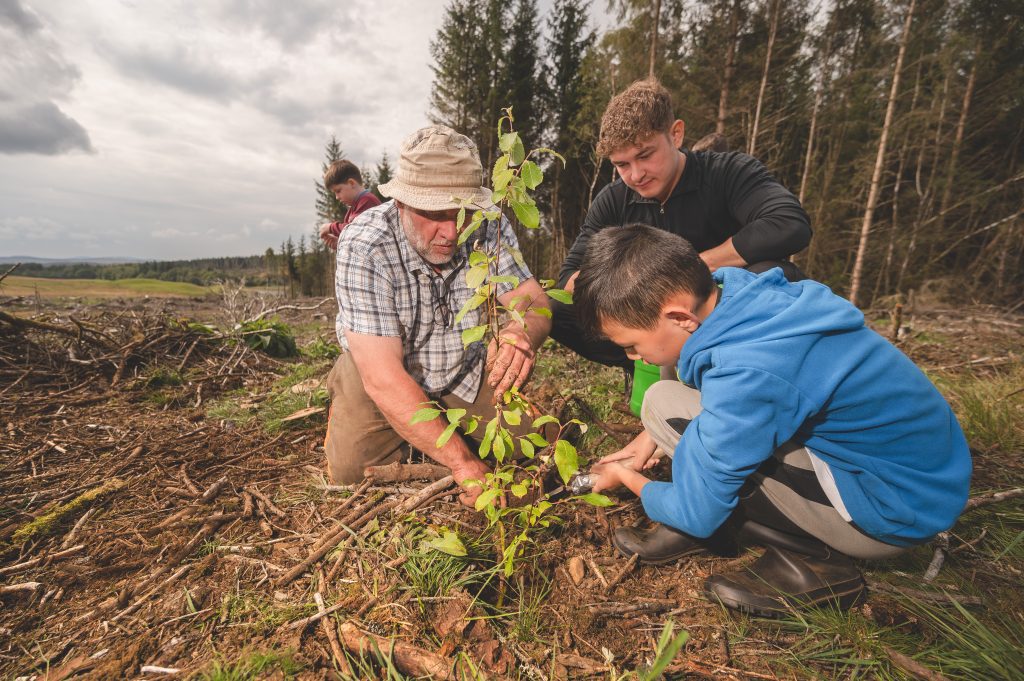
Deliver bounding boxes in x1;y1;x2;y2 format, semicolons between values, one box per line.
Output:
596;79;675;157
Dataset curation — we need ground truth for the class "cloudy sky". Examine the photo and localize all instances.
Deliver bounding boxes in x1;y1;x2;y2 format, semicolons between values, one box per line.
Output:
0;0;605;261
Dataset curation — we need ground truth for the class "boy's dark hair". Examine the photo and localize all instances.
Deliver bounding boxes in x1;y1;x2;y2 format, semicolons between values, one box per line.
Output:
324;159;362;187
574;225;714;339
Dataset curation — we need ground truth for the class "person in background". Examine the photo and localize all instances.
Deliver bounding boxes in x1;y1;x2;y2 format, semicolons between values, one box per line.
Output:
318;159;381;249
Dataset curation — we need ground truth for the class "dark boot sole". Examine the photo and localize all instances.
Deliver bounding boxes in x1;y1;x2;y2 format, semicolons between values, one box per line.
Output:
705;581;866;618
611;534;708;565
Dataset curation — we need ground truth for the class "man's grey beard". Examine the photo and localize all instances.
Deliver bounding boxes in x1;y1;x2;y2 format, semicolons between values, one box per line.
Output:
399;207;455;265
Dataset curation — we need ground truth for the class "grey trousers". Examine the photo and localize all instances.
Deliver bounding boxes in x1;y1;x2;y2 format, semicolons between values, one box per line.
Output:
641;380;905;560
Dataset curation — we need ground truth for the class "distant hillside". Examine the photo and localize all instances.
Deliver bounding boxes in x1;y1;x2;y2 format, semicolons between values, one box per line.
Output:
4;254;282;287
0;256;147;266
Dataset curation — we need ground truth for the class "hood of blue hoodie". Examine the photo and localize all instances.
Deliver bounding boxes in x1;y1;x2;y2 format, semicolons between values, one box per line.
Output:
677;267;865;386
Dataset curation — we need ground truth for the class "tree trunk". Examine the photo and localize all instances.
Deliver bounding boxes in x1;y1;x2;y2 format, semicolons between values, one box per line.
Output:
848;0;916;307
716;0;742;135
648;0;662;79
748;0;781;156
935;46;978;235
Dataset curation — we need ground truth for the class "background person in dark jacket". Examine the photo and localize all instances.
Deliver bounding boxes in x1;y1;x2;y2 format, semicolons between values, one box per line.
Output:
552;80;812;370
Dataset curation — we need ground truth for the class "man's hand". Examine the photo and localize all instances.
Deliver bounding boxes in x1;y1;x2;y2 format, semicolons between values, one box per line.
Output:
486;324;536;396
598;430;660;471
319;222;338;249
450;456;492;507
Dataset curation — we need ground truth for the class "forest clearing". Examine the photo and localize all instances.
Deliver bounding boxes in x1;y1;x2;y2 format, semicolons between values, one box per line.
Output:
1;286;1021;680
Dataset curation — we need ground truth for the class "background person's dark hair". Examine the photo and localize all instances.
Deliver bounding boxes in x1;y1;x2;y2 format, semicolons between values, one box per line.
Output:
323;159;363;187
574;225;714;340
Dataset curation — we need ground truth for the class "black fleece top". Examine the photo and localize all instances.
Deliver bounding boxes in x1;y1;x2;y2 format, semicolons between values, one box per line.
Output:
558;149;812;284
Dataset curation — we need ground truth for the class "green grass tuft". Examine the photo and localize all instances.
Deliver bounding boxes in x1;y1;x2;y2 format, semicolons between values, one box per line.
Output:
192;648;303;681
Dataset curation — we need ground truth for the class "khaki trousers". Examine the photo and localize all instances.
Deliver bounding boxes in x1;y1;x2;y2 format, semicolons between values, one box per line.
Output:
323;353;530;484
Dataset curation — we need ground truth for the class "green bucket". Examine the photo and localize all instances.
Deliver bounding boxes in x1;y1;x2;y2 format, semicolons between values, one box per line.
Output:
629;359;662;417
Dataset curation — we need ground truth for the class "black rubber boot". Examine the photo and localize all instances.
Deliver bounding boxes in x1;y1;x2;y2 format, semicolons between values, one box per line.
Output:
703;544;866;617
613;521;738;565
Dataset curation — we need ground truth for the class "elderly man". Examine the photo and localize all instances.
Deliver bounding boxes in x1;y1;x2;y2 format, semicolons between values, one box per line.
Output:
324;126;551;505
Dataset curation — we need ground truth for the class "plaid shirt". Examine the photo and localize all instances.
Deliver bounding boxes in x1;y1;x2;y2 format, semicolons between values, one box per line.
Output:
334;201;534;402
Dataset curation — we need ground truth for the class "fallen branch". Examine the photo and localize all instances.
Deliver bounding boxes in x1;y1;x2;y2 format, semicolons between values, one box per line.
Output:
316;592;353;675
882;645;950;681
249;297;333;322
338;621;452;680
587;598;675;616
0;544;85;576
866;578;983;608
0;581;43;597
365;462;450;483
963;487;1024;512
603;553;638;594
11;478;125;545
245;485;286;518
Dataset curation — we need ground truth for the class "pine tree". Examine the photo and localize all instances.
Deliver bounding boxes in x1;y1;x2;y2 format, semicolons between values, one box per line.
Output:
501;0;546;152
429;1;481;136
314;135;347;224
373;152;394;202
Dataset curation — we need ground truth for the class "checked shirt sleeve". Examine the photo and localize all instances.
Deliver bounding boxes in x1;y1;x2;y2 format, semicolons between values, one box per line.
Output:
335;237;400;338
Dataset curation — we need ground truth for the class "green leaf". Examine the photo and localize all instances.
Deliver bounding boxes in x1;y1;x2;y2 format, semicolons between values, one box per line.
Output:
532;414;558;430
546;288;573;304
489;275;520;286
454;292;486;324
436;421;459;449
446;408;467;425
492;154;509;183
554;439;579;485
520;161;543;189
510;138;526;166
456;206;466;232
532;306;552;318
511;201;540;229
641;622;690;681
493;431;507;462
491;188;507;204
532;147;566;166
494;168;515;191
526;432;548;447
499;132;518;153
579;493;615;507
457;214;485;245
463;416;479;435
469;250;489;267
520;438;535;459
422;529;467;557
510;482;529;498
477;413;497;456
410;407;441;424
462;325;488;346
475;488;500;511
466;264;488;290
502;409;521;426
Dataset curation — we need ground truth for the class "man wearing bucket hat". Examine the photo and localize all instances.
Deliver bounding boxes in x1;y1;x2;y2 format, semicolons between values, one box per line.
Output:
324;125;551;506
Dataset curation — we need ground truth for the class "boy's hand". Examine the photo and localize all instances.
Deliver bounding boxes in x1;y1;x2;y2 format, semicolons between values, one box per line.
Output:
591;461;652;497
319;222;338;249
599;430;660;471
590;461;625;492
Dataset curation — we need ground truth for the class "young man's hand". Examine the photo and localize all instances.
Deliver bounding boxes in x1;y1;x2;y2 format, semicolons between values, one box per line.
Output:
598;430;660;471
449;457;492;508
318;222;338;249
486;324;536;396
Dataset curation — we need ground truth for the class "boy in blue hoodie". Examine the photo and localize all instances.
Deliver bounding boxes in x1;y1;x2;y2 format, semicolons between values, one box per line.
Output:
575;224;971;616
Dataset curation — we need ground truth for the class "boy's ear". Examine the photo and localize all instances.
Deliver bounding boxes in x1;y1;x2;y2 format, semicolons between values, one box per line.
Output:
665;305;700;332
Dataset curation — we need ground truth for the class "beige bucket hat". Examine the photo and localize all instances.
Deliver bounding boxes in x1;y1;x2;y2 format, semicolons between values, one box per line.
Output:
377;125;493;211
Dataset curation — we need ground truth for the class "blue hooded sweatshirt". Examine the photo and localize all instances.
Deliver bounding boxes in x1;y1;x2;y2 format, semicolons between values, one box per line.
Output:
640;267;971;547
